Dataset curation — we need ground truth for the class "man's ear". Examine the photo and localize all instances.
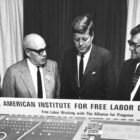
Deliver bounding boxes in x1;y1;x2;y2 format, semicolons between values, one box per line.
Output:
25;49;30;57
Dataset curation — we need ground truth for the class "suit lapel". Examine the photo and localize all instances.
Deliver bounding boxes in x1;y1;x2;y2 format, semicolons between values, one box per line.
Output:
72;52;78;84
42;61;52;95
69;48;79;93
20;60;36;98
83;44;97;81
128;60;138;93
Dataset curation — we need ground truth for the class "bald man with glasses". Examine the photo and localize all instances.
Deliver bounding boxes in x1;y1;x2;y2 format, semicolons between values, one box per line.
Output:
2;33;60;98
116;24;140;101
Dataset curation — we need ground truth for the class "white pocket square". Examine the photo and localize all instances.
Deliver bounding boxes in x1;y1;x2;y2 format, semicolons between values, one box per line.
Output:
92;71;96;75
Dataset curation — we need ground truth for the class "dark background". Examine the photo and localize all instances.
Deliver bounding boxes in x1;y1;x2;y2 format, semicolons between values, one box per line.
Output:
24;0;127;83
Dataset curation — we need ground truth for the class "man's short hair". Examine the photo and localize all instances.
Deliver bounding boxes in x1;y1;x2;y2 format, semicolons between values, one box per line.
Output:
72;13;95;36
130;24;140;36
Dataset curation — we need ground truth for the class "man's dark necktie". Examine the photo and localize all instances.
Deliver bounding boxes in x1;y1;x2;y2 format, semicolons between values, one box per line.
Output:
79;54;84;86
37;66;43;98
132;64;140;88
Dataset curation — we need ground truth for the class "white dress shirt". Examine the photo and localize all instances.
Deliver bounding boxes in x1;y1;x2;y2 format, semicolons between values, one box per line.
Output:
77;45;92;87
27;59;46;98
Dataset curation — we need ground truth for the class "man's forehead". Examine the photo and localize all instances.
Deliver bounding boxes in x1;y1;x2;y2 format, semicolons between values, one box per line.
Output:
74;33;90;38
25;34;46;49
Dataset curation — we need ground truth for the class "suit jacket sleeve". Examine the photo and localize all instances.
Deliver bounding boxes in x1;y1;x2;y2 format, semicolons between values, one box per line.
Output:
115;60;135;100
2;67;16;97
115;64;125;100
60;52;75;98
103;52;116;99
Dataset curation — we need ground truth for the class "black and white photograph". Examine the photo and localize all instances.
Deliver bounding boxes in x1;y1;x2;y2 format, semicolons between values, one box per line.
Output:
0;0;140;139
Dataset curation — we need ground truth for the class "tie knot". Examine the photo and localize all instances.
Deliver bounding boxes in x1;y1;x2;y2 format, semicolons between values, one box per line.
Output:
37;66;41;71
81;54;84;59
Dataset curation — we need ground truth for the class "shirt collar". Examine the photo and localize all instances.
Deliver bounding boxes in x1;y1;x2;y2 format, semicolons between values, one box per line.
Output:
27;58;37;71
84;44;92;59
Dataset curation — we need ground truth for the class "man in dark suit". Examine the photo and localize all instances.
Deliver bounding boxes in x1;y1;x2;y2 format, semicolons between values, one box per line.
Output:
2;33;60;98
116;24;140;101
60;14;115;99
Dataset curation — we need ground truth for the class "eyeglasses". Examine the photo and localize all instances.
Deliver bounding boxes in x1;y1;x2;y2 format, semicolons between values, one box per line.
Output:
128;40;140;49
27;47;47;55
